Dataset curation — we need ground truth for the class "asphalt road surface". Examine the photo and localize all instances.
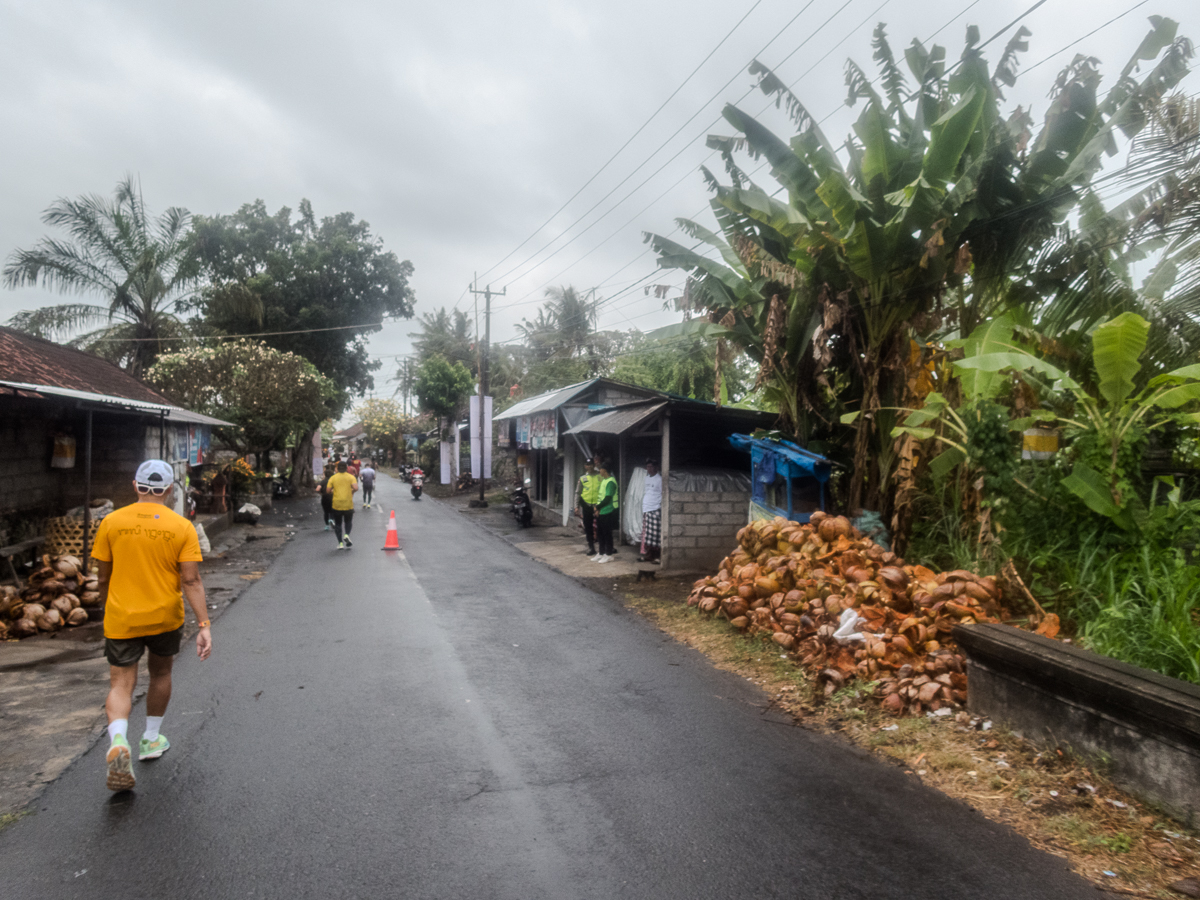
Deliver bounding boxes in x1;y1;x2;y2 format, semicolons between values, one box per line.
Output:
0;477;1097;899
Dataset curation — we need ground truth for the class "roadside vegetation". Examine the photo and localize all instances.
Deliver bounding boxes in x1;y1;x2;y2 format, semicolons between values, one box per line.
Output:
618;578;1200;898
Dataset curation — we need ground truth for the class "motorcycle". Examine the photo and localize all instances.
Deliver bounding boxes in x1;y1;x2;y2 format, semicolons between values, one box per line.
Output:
410;468;424;500
510;478;533;528
272;475;294;499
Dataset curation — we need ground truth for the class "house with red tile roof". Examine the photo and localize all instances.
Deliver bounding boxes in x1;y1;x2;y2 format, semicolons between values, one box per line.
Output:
0;327;231;557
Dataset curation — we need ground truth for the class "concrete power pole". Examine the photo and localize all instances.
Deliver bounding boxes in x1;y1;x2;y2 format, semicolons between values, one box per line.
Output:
469;280;503;506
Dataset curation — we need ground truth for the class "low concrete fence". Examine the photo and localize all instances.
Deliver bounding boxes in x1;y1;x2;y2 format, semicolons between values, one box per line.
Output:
954;623;1200;820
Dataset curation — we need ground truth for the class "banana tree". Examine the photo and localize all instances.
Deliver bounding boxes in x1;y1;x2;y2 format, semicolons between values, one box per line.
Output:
955;311;1200;528
647;18;1189;529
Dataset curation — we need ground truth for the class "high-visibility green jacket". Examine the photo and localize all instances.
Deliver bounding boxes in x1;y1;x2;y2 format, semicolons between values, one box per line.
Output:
597;476;619;515
579;473;601;506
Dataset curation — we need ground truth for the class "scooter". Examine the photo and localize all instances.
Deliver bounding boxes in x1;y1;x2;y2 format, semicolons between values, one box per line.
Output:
272;475;294;498
410;468;424;500
510;479;533;528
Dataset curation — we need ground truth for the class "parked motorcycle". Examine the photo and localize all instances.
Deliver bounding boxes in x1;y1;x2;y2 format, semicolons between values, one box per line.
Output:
410;468;424;500
510;479;533;528
272;475;294;498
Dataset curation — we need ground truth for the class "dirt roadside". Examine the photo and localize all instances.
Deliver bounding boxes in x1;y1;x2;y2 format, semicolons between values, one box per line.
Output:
444;490;1200;900
0;497;311;822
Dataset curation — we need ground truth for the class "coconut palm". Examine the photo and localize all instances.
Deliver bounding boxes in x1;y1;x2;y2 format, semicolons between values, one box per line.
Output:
4;176;199;375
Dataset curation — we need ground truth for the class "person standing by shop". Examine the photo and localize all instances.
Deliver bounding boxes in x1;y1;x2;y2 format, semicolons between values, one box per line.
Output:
639;459;663;563
92;460;212;792
360;460;376;508
327;460;358;549
594;461;619;563
572;457;600;557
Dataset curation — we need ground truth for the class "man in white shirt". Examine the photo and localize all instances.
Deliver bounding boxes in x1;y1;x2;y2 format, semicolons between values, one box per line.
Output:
639;459;662;563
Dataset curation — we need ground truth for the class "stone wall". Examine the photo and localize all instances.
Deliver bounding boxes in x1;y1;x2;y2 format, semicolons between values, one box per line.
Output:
667;489;749;571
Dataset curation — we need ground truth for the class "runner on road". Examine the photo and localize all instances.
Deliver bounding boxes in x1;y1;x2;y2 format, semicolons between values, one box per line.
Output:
91;460;212;792
360;460;376;508
327;460;358;549
317;464;335;530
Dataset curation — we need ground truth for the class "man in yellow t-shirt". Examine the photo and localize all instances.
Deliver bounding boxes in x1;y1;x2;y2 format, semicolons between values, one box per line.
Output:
326;460;359;549
91;459;211;792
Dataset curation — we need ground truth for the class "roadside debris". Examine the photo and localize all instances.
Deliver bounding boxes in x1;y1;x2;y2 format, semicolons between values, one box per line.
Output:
687;513;1012;715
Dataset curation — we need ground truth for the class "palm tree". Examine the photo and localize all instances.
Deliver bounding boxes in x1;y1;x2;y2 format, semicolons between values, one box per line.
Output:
515;285;597;364
4;176;199;376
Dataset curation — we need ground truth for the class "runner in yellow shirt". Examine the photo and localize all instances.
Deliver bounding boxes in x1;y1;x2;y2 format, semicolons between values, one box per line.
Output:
326;460;359;549
91;460;212;791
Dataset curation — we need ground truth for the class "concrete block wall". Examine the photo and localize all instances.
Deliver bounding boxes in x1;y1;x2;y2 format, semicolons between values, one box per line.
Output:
0;399;151;543
668;489;750;571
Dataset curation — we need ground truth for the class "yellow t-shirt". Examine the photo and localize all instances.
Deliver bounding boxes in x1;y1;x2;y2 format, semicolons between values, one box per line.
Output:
327;472;358;510
92;502;203;639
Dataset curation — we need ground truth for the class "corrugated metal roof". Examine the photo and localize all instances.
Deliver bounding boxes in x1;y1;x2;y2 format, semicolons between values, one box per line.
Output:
0;380;233;427
492;380;598;421
0;326;172;405
565;401;667;436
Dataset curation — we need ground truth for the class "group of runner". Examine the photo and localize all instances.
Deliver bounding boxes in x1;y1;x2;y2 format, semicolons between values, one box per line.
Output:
93;451;385;792
316;456;377;550
572;456;661;564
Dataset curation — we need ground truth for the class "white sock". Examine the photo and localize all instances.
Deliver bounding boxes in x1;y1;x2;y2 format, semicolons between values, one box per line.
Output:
143;716;164;742
108;719;128;742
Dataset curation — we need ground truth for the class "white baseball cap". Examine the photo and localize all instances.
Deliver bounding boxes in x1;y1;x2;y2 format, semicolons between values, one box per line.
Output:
135;459;175;488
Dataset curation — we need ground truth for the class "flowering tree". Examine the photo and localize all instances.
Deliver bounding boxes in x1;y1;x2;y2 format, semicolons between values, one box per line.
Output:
354;398;403;453
147;339;338;463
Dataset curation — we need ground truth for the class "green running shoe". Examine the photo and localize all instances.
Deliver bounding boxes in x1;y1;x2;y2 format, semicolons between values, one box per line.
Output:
338;540;345;549
139;734;170;760
106;735;135;791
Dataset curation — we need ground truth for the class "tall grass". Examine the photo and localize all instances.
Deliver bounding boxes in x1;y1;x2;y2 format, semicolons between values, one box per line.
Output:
1074;547;1200;684
908;478;1200;686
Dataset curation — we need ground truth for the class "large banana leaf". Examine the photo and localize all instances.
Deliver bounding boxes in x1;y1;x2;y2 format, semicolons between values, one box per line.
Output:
923;85;985;184
1061;461;1135;531
953;350;1080;391
1091;311;1149;407
951;310;1027;400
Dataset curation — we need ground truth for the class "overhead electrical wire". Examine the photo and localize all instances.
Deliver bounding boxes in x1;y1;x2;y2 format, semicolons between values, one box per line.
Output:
474;0;768;284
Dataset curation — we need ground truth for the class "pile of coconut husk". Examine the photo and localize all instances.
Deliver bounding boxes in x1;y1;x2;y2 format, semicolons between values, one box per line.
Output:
686;512;1011;716
0;555;99;640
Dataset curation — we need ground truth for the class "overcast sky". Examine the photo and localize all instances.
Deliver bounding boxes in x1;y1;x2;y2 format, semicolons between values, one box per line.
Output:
2;0;1196;400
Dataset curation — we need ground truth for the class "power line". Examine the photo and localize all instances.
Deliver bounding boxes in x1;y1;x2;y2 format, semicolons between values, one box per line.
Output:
474;0;767;284
488;0;832;288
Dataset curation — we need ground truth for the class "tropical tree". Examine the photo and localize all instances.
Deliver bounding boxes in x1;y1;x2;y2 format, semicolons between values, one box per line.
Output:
516;285;598;364
189;199;415;407
646;18;1191;524
146;340;338;466
355;398;404;454
408;307;475;372
4;176;199;375
414;356;474;426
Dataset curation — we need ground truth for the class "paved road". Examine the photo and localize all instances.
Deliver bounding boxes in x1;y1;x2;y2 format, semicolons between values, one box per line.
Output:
0;477;1095;899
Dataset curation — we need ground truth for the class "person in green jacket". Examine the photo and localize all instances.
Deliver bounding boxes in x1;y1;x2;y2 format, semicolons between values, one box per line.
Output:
594;462;619;563
573;457;600;557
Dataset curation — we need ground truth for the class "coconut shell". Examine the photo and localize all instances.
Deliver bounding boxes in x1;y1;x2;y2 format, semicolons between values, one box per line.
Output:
37;609;62;631
13;617;38;638
50;596;73;617
23;603;46;621
79;591;102;607
729;616;749;630
66;608;89;626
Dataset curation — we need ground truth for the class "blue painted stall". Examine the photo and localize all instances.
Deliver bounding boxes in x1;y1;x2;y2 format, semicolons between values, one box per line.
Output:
728;434;832;523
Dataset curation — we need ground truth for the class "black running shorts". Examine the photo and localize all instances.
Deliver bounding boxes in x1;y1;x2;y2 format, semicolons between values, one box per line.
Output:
105;626;185;667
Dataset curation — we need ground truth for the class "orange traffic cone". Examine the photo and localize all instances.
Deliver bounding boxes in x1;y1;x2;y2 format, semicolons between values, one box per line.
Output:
382;510;401;550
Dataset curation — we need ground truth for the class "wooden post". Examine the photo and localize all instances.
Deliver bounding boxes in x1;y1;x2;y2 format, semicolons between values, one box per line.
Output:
618;434;627;547
660;411;671;571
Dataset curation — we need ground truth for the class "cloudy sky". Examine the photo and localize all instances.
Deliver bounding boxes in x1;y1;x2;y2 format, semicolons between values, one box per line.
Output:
2;0;1196;398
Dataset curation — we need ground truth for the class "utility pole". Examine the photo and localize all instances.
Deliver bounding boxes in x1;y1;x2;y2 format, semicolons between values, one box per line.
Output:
469;279;504;506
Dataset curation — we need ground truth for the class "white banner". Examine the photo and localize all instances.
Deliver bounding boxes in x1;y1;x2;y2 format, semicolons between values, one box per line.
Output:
312;428;324;481
470;395;493;479
440;440;452;484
